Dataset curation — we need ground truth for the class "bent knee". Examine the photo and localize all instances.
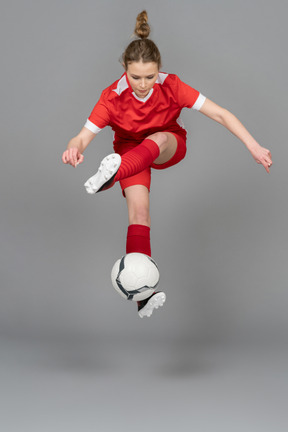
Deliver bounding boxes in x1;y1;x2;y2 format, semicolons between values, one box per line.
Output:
148;132;169;149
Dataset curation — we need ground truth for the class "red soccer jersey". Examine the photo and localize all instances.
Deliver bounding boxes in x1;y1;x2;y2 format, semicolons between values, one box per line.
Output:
84;72;206;144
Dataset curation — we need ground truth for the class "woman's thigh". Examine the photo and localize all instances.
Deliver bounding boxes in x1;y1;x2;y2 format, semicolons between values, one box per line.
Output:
149;132;178;165
152;132;187;170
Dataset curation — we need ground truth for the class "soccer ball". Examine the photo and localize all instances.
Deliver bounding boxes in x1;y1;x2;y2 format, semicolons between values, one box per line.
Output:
111;253;160;301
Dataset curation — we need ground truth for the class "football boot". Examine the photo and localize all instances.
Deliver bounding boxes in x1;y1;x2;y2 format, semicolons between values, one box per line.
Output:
84;153;121;194
137;291;166;318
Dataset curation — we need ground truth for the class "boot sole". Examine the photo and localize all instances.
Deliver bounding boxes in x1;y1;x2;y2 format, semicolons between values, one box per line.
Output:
138;292;166;318
84;154;121;194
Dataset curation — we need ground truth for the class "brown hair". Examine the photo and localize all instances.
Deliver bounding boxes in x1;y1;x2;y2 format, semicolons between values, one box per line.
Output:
122;11;162;70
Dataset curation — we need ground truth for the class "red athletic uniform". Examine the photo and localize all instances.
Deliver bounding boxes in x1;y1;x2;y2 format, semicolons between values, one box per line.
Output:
84;72;206;194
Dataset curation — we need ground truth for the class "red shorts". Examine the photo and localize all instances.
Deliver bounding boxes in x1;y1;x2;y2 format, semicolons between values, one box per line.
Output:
114;132;187;197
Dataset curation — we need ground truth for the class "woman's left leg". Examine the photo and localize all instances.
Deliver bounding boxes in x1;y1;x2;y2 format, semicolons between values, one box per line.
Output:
114;132;178;182
84;132;178;194
150;132;178;165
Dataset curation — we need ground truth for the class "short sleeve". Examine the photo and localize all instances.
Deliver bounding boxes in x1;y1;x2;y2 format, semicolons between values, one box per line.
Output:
176;75;206;111
84;90;110;134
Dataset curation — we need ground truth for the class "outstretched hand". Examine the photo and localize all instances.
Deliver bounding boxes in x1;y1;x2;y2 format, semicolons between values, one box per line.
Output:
62;148;84;168
249;145;273;173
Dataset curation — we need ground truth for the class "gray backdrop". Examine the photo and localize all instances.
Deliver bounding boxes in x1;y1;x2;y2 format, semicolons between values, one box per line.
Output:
1;1;287;431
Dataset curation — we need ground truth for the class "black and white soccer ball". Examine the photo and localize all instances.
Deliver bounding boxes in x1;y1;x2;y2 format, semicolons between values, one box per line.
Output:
111;253;160;301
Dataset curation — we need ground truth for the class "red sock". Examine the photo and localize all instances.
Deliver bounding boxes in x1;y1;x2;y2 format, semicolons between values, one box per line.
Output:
126;224;151;257
126;224;152;306
115;139;159;182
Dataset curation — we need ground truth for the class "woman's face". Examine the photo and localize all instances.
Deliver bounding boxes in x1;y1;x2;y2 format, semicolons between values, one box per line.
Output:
126;61;159;99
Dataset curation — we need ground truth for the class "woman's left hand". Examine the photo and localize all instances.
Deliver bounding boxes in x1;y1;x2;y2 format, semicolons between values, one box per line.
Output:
249;145;273;173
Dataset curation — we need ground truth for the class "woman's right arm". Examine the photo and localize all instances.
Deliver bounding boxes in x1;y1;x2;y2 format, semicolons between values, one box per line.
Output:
62;127;96;167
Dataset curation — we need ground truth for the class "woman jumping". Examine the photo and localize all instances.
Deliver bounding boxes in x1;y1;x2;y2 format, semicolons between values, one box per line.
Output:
62;11;272;318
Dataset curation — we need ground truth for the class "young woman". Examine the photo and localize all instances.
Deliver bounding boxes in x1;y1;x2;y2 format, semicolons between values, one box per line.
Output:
62;11;272;318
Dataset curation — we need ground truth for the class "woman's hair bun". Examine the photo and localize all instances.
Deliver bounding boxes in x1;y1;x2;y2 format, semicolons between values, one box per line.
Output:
134;10;150;39
122;11;161;69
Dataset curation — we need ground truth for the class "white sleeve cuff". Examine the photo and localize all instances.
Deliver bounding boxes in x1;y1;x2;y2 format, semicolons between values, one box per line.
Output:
84;119;102;134
192;93;206;111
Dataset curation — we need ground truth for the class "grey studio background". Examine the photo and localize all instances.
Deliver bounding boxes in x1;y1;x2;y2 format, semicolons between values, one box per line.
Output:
1;0;287;431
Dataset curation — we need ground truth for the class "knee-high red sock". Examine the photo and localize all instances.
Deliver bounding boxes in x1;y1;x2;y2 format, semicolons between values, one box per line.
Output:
115;139;159;182
126;224;151;257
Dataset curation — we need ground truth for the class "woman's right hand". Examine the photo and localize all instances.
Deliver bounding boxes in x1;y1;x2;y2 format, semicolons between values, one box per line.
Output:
62;127;96;167
62;148;84;168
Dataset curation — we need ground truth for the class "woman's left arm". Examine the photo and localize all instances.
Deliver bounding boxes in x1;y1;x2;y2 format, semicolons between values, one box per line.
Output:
199;98;273;173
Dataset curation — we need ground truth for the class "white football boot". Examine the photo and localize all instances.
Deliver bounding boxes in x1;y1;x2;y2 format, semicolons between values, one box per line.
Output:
138;291;166;318
84;153;121;194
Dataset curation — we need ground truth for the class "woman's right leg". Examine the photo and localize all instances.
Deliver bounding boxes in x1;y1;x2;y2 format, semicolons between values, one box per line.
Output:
125;185;151;256
124;184;166;318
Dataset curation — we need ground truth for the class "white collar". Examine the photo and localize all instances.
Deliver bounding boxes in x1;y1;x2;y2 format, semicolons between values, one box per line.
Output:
132;88;154;103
